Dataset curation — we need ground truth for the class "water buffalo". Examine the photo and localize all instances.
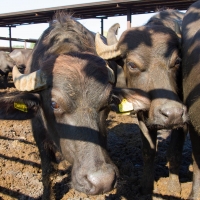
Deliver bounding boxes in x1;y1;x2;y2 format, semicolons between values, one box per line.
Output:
182;1;200;199
96;10;188;195
0;13;150;199
9;49;32;73
0;51;16;88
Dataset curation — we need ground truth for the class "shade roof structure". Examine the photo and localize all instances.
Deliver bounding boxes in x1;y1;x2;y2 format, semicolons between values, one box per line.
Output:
0;0;196;27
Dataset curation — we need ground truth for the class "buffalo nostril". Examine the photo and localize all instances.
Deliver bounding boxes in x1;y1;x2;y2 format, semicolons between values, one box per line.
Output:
163;107;183;116
159;107;184;123
151;102;188;127
159;109;170;118
72;164;118;195
86;167;117;194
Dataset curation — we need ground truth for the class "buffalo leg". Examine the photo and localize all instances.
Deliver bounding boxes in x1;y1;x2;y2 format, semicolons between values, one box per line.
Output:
138;115;157;194
188;124;200;200
40;148;58;200
167;127;187;196
32;118;59;200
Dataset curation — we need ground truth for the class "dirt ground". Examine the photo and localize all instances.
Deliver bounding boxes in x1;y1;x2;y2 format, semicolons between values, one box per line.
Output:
0;77;193;200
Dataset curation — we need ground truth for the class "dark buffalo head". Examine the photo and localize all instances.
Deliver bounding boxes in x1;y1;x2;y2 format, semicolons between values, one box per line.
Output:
0;51;150;195
9;49;32;73
96;24;188;129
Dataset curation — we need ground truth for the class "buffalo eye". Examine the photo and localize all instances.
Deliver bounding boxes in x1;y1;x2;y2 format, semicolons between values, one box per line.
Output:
174;57;181;67
51;101;60;110
127;62;138;70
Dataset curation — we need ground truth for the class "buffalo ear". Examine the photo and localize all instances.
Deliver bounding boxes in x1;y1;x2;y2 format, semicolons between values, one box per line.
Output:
110;88;150;113
0;92;40;120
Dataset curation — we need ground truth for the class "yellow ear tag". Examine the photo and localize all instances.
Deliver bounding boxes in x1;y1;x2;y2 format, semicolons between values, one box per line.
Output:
14;102;28;112
118;99;133;115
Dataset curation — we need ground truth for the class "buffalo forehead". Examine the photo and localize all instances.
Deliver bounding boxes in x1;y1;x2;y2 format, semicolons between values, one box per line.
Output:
56;54;107;77
41;54;111;101
120;26;178;57
42;53;107;75
126;36;178;64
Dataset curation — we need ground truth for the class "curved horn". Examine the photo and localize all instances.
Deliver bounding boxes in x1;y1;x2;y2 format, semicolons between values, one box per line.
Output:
106;64;115;84
95;32;121;60
107;23;120;45
12;65;47;92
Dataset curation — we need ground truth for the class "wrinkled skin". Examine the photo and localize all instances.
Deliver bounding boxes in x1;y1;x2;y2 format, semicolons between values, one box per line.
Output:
182;1;200;199
0;14;151;200
0;51;16;88
96;9;188;196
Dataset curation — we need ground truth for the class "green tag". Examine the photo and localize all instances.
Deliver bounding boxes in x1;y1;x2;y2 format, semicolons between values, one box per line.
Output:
119;99;133;113
14;102;28;112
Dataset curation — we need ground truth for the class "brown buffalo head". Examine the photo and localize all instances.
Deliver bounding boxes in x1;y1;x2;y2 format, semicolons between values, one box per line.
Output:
95;25;188;129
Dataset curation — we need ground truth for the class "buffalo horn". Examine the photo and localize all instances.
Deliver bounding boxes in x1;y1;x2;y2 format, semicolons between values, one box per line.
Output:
106;64;115;83
95;33;121;60
12;65;47;92
174;20;182;38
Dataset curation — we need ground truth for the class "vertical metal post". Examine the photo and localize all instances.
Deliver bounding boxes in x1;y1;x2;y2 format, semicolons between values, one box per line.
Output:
9;27;12;52
101;18;104;35
127;7;132;29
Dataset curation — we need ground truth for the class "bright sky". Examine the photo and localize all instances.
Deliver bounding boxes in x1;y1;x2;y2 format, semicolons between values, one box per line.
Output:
0;13;156;48
0;0;159;48
0;0;110;14
0;1;187;48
